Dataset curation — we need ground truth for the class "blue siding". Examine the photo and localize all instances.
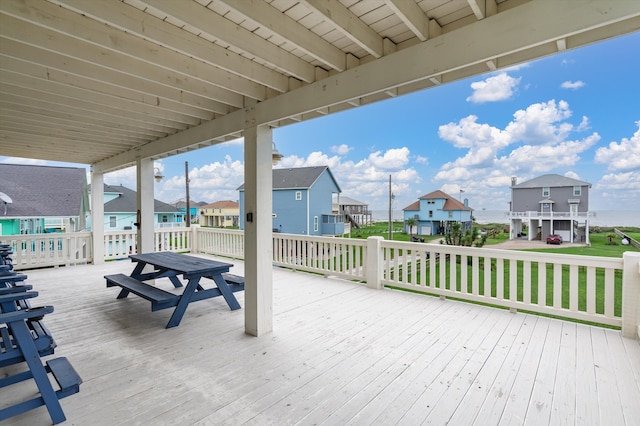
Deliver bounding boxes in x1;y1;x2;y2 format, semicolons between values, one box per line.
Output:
239;168;342;235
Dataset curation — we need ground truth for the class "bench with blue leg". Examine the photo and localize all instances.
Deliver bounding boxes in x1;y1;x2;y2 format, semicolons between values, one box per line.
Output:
0;307;81;424
0;292;57;367
105;273;180;311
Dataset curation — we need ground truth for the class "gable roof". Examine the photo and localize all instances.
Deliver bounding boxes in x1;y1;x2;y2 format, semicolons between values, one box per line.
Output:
238;166;341;192
90;184;182;213
0;163;87;218
202;200;239;209
403;189;472;211
513;174;591;189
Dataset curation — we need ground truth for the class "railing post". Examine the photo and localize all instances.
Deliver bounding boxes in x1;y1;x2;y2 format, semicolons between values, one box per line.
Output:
622;252;640;339
366;236;383;289
191;225;200;254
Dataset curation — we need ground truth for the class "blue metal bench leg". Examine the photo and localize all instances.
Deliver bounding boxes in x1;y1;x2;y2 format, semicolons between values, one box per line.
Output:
7;321;66;424
212;274;241;311
165;278;200;328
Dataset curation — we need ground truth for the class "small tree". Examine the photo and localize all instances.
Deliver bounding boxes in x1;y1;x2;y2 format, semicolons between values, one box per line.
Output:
443;222;487;247
406;217;417;237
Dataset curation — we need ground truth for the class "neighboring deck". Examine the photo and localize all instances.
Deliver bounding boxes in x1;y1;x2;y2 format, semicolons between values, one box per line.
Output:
3;255;639;425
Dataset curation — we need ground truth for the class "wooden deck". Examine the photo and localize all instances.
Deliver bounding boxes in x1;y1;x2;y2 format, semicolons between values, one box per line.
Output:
3;254;639;425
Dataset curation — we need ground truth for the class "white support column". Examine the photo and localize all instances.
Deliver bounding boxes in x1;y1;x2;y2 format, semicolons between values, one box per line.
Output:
621;252;640;339
90;170;104;264
136;158;155;254
244;124;273;336
366;236;383;289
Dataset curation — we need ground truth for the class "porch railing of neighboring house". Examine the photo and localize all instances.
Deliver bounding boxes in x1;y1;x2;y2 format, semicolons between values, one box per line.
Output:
508;211;596;219
2;227;638;338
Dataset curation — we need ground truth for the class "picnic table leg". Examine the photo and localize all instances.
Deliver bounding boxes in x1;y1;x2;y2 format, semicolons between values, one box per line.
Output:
165;278;200;328
6;320;66;424
211;274;241;311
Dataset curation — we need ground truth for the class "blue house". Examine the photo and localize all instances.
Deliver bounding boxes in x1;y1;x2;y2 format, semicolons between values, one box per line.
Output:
0;164;89;236
238;166;344;236
403;190;473;236
88;184;184;231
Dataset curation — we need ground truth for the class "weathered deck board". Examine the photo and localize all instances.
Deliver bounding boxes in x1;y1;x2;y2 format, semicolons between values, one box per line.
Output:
2;255;639;425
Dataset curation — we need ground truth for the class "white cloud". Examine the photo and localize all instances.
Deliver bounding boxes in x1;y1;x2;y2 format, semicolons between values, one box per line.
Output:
501;134;600;173
594;122;640;171
596;171;640;191
561;80;585;90
330;144;352;155
505;100;574;145
367;147;411;169
0;157;48;165
466;72;521;103
415;155;429;165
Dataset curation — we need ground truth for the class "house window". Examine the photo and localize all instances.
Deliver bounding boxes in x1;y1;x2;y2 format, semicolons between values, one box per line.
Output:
448;211;453;218
570;204;578;215
295;191;302;201
542;187;550;197
313;216;318;232
429;210;433;218
573;186;581;196
109;216;116;228
162;215;168;223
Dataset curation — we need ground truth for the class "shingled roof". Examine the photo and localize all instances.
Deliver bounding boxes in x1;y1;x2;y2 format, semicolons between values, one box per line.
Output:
403;190;472;211
238;166;341;192
90;184;182;213
512;174;591;188
0;163;87;218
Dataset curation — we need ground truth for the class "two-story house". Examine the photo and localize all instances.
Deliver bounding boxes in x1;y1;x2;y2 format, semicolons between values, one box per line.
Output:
238;166;344;236
0;164;89;236
403;190;473;236
199;200;239;228
87;184;184;231
333;195;372;228
508;174;593;244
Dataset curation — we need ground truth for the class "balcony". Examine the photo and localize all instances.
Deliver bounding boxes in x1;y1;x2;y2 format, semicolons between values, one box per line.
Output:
2;228;640;424
508;211;596;220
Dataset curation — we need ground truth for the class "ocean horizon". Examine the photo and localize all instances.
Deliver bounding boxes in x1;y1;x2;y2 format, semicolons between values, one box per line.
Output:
371;210;639;227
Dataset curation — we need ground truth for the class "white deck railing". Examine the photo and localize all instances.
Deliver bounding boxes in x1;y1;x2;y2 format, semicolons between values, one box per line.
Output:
1;232;91;269
2;227;638;337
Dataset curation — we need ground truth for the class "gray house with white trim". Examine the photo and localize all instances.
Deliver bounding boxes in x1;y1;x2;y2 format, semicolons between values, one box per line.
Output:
508;174;593;244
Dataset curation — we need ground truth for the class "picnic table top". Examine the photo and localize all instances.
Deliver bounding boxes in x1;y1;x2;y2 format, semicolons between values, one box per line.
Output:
129;252;232;277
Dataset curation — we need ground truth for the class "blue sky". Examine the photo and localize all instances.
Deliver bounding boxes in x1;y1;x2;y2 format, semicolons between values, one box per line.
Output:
2;32;639;214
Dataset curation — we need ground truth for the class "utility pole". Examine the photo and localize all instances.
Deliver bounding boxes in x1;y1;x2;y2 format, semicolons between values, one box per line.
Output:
185;161;190;227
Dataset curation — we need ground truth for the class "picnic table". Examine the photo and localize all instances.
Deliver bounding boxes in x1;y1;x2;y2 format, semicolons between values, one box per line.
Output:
105;252;244;328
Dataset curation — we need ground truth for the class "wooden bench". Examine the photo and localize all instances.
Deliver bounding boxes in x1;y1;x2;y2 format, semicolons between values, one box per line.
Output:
105;273;180;312
0;307;81;424
221;273;245;291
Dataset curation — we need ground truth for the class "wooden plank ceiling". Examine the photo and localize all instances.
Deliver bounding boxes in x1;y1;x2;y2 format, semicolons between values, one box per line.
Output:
1;0;639;171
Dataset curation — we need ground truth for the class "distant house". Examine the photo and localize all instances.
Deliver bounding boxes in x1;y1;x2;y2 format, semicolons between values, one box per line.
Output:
508;174;592;244
87;184;184;231
238;166;344;236
402;190;473;236
0;164;89;236
175;200;207;224
333;195;372;228
200;200;239;228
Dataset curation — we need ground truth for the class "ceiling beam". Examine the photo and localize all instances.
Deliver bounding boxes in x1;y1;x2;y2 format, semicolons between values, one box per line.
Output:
216;0;346;72
302;0;384;58
385;0;430;41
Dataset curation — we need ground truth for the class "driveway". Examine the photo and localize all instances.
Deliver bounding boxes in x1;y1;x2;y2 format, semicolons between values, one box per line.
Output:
491;239;586;249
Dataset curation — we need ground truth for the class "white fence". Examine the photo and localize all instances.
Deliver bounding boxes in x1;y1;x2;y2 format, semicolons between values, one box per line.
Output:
1;232;91;269
2;227;638;337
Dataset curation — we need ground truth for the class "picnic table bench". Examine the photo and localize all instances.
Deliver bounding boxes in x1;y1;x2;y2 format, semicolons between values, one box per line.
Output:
105;252;245;328
0;291;81;424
